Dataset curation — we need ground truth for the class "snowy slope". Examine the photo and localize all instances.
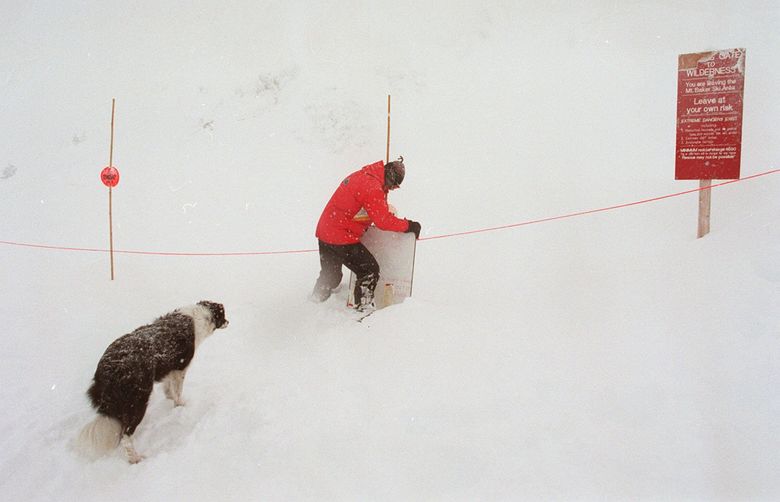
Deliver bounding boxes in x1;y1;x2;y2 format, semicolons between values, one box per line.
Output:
1;1;779;500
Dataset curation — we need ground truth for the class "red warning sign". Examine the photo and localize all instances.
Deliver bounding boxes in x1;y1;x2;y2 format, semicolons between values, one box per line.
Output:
675;48;745;180
100;166;120;187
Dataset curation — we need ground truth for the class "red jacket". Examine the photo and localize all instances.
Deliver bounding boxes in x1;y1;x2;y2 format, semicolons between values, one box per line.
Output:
316;161;410;245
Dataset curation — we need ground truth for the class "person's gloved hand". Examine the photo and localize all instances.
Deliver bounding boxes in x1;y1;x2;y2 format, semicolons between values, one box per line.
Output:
406;220;421;239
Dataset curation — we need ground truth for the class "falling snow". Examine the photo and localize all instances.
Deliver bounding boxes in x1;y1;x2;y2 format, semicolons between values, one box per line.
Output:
1;2;778;501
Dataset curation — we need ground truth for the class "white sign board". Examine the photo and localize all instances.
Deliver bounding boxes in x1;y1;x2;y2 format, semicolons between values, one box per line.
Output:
347;227;416;309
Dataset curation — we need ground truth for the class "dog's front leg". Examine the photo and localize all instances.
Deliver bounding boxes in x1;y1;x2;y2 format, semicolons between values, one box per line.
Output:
121;434;144;464
163;370;187;406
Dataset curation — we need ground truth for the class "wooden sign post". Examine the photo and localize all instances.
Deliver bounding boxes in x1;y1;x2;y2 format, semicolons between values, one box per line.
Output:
697;179;712;238
385;94;391;163
100;99;120;280
675;48;745;238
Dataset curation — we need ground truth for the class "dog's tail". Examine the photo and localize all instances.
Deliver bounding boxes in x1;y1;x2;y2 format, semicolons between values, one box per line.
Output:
76;414;123;459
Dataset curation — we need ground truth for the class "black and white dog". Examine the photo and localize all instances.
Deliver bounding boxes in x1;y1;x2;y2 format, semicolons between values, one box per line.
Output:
77;301;229;463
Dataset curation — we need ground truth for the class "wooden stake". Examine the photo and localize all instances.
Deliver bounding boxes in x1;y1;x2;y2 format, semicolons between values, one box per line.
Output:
697;179;712;238
385;94;391;163
109;98;116;280
110;98;115;167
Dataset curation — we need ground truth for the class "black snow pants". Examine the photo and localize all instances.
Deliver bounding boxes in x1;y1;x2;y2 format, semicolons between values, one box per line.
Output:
312;240;379;307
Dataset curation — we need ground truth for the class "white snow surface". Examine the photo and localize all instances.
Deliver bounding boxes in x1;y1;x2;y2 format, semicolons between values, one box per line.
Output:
1;1;779;500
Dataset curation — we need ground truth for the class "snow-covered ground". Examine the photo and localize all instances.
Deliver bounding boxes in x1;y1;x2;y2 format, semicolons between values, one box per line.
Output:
1;1;778;500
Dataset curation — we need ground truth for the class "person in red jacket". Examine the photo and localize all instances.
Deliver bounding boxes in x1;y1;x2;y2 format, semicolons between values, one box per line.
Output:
311;157;421;310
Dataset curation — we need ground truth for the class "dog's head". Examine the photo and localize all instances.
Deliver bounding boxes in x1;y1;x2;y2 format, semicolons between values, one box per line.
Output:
198;301;229;329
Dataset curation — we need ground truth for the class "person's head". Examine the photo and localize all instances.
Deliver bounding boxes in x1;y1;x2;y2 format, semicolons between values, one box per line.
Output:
384;156;405;191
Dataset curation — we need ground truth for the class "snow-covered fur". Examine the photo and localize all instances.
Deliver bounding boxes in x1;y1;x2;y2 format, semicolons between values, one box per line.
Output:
77;301;228;463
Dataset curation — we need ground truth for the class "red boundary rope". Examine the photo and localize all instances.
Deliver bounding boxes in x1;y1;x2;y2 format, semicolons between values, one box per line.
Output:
422;169;778;241
1;169;777;256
